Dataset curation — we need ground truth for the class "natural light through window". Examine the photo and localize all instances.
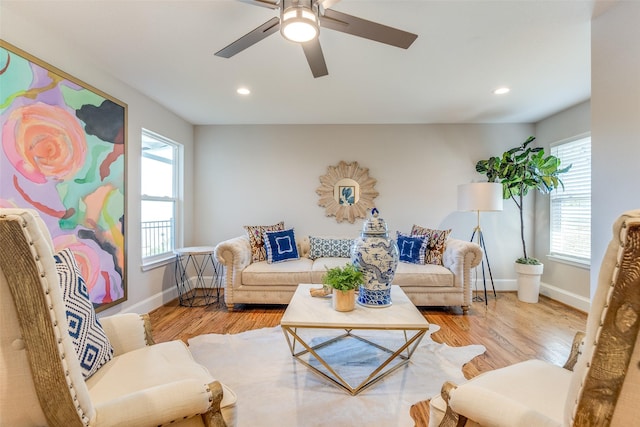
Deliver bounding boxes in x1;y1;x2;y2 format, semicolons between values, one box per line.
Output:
550;135;591;265
141;129;181;263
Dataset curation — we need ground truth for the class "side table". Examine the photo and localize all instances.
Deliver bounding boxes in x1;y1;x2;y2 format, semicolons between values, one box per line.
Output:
173;246;222;307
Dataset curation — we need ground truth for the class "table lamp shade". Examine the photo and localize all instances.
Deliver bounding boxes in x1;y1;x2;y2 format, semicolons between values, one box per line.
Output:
457;183;504;212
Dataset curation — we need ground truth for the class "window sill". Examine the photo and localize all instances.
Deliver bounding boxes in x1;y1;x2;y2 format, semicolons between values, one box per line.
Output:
547;254;590;270
141;254;175;272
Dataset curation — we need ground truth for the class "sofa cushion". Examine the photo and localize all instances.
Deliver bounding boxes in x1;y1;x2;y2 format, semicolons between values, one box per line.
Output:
244;221;285;262
308;236;354;259
393;262;453;287
411;225;452;265
311;257;351;283
397;232;428;264
264;228;299;263
54;248;114;379
242;258;314;286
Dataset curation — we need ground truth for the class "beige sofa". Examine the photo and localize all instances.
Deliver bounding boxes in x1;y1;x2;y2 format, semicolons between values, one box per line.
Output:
215;235;482;313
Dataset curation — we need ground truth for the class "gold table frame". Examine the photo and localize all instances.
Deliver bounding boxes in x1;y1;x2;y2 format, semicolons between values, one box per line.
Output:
281;326;427;395
280;284;430;396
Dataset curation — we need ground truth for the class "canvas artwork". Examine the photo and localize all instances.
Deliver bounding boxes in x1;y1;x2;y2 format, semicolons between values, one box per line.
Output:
0;41;127;311
339;185;356;205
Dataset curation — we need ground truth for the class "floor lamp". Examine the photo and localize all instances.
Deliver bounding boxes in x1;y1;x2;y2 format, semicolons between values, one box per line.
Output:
457;182;503;304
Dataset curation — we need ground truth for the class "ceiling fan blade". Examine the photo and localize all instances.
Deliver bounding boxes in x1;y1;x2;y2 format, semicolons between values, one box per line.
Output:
315;0;341;12
301;39;328;78
320;9;417;49
215;17;280;58
238;0;280;10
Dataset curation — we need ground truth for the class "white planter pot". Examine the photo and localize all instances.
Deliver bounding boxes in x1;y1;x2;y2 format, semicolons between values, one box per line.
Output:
515;262;544;303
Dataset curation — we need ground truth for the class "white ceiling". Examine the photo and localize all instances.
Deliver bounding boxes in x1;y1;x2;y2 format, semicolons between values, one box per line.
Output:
3;0;594;125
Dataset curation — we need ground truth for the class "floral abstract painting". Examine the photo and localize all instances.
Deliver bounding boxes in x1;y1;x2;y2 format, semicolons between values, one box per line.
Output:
0;41;127;311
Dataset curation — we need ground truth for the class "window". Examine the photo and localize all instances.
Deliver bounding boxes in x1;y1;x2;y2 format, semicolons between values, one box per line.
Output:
550;135;591;265
141;129;181;265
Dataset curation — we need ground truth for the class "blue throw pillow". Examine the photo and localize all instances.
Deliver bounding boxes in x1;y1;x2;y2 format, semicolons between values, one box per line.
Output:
54;248;114;379
396;232;428;264
264;228;300;263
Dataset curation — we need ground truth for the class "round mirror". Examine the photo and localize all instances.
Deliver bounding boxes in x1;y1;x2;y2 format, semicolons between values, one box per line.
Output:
333;178;360;206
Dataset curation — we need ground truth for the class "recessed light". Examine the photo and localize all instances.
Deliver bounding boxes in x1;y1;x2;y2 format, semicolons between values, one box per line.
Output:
237;87;251;95
493;87;510;95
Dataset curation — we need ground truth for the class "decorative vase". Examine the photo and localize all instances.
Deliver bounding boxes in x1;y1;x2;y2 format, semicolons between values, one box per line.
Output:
351;208;399;307
515;262;544;303
333;289;355;312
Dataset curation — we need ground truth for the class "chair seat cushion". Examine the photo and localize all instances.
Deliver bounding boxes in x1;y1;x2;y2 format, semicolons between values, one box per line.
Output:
447;359;571;427
86;340;237;426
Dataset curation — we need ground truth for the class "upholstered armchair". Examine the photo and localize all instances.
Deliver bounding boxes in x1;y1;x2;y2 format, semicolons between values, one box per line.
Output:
0;209;237;426
426;209;640;426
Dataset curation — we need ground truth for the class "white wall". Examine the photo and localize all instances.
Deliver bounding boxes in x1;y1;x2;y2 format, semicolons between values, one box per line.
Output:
1;7;195;316
194;123;534;289
591;1;640;297
534;101;591;310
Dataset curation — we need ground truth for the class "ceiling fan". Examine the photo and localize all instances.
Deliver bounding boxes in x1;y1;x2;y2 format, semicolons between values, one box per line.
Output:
214;0;418;78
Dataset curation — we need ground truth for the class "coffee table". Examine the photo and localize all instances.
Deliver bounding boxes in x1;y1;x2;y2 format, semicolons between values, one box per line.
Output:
280;284;429;395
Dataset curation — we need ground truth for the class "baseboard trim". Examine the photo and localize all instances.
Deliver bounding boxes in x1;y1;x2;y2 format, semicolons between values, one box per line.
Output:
118;277;588;315
123;287;179;314
123;275;226;314
469;278;517;293
540;282;590;312
469;276;589;312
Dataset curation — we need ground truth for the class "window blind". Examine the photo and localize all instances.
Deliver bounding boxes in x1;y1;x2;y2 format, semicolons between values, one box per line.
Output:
550;136;591;263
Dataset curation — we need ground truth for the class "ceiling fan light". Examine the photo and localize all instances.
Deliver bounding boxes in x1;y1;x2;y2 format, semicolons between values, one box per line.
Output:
281;5;319;43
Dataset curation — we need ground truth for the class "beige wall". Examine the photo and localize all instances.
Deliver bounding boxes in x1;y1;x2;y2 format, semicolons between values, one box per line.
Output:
591;1;640;297
1;7;196;316
194;123;536;290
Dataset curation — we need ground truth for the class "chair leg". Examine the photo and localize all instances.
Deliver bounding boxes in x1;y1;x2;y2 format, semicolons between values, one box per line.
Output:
409;399;432;426
201;381;227;427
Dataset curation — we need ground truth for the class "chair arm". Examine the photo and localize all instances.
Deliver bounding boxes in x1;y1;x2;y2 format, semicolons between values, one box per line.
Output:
100;313;154;356
214;236;252;308
93;379;225;427
442;239;483;308
563;331;585;371
439;381;468;427
442;382;558;427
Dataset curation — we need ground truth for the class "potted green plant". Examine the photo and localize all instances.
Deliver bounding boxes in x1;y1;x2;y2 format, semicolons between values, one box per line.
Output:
322;264;364;311
475;136;570;302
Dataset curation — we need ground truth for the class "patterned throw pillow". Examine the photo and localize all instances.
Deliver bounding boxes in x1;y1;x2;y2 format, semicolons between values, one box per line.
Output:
264;228;300;263
308;237;354;259
54;249;113;379
396;232;428;264
410;225;452;265
244;221;285;262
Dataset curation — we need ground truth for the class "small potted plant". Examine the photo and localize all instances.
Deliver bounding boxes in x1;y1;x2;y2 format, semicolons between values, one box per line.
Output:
475;136;570;302
322;264;363;312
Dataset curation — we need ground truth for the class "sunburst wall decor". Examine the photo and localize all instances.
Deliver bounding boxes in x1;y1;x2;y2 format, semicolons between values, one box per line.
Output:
316;161;378;223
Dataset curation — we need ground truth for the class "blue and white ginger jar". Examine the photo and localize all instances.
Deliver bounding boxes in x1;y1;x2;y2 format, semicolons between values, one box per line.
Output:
351;208;399;307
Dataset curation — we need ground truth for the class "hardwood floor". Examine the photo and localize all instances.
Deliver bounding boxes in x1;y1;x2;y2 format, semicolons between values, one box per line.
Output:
149;290;587;380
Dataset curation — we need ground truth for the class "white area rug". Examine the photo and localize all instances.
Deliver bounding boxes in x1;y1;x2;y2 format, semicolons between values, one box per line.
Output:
188;325;485;427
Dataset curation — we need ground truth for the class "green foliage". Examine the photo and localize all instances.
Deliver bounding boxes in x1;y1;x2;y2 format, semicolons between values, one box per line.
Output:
475;136;571;260
516;257;542;265
322;264;364;291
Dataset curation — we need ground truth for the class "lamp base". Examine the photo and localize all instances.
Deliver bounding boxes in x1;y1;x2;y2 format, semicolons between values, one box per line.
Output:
470;226;497;305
